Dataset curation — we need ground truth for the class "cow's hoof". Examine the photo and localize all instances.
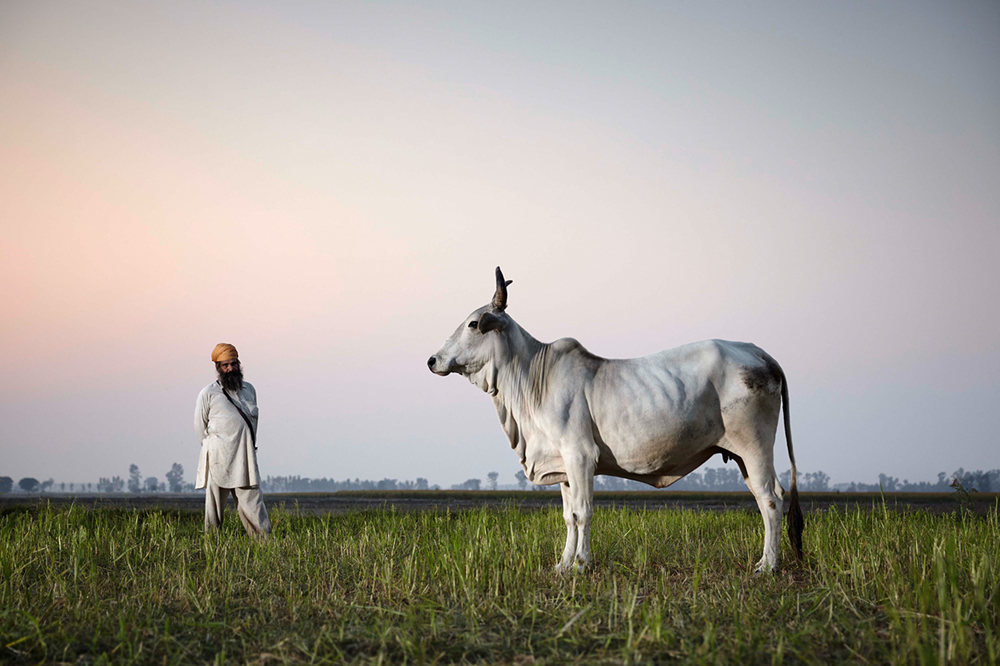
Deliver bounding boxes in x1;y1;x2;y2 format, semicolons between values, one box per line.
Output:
753;559;776;575
554;561;586;574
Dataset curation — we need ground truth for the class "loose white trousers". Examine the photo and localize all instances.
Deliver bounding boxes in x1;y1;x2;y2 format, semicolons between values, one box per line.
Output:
204;473;271;539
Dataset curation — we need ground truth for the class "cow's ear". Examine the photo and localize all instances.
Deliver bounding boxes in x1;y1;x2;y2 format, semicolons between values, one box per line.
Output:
479;311;506;334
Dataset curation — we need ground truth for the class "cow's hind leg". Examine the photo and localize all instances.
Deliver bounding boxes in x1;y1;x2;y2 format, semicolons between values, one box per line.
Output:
742;455;783;573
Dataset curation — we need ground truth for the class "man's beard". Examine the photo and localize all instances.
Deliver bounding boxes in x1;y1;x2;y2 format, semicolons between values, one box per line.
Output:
219;367;244;392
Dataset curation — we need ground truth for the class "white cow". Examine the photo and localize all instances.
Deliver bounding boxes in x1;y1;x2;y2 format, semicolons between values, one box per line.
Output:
428;267;804;573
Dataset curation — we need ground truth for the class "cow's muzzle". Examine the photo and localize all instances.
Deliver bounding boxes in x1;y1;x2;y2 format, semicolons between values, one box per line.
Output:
427;356;449;375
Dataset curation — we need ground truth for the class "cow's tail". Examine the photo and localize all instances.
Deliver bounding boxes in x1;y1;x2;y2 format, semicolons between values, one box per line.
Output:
780;373;805;561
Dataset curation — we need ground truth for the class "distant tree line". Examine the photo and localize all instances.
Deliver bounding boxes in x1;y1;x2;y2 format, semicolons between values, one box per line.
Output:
596;468;1000;493
2;467;998;495
262;476;436;492
833;469;1000;493
0;463;191;495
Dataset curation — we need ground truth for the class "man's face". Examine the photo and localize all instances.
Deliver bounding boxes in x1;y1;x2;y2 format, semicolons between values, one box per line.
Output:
218;360;240;374
217;359;243;391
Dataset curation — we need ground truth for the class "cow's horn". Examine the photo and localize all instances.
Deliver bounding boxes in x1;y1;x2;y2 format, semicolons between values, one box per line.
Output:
492;266;513;311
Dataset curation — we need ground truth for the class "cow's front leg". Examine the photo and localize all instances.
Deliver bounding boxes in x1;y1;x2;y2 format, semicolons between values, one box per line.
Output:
556;460;595;573
555;481;578;572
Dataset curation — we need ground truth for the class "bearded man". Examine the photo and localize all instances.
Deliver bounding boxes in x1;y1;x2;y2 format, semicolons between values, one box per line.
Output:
194;343;271;539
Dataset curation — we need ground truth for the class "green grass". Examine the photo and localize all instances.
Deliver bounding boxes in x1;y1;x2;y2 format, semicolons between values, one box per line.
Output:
1;501;997;664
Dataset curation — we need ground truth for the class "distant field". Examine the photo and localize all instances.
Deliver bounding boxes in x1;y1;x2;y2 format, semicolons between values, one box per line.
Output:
3;489;996;514
1;496;997;663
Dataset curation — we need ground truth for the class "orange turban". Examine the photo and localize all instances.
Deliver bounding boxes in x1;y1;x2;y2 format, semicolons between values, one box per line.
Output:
211;343;239;363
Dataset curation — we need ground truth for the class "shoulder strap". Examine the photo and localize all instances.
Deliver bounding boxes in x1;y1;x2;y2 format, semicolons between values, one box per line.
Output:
218;382;257;449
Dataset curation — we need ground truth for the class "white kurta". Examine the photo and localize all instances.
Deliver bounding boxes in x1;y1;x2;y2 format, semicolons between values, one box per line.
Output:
194;381;261;489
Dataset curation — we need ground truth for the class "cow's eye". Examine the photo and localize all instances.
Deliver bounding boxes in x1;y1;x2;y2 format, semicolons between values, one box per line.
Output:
468;321;478;329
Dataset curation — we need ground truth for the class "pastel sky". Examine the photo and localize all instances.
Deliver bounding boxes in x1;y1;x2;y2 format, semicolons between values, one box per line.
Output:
2;1;998;488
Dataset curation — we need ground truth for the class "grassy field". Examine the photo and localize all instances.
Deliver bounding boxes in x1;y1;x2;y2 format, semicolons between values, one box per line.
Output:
1;499;997;664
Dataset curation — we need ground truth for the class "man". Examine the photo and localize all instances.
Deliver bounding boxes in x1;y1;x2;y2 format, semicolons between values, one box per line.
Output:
194;343;271;539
